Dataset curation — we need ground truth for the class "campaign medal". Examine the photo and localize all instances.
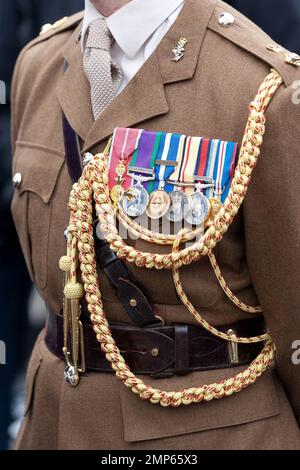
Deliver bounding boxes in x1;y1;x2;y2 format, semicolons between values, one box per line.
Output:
120;177;149;218
146;189;171;220
185;184;211;226
166;191;190;222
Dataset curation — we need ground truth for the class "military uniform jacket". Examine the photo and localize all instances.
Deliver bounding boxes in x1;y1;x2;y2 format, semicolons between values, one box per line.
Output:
11;0;300;449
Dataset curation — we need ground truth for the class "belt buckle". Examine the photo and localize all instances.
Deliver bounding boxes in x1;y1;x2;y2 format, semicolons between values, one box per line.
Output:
227;329;239;365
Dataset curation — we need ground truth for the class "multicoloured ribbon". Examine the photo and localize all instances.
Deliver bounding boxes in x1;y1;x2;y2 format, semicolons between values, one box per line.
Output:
152;132;183;193
194;139;238;201
108;128;239;203
177;136;202;195
176;137;238;201
108;127;142;191
129;130;162;191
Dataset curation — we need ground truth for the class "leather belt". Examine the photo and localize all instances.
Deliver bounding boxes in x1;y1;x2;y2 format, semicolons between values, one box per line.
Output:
45;309;265;378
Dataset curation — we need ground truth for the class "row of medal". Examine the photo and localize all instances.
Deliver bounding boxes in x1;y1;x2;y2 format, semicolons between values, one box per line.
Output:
110;171;221;226
107;127;238;227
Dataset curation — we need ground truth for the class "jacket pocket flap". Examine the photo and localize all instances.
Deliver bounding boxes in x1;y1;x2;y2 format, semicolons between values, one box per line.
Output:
13;141;65;203
120;368;280;443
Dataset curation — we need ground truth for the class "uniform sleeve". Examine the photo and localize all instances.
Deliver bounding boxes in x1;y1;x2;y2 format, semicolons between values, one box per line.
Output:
243;80;300;425
10;47;28;155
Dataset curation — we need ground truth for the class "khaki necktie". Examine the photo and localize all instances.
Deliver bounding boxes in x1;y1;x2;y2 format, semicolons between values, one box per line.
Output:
83;18;123;120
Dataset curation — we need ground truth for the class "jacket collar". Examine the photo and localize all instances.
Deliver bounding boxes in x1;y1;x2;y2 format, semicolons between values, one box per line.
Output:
81;0;185;59
56;0;217;152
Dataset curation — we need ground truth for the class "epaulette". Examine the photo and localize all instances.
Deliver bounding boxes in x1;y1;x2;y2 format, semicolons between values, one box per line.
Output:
23;11;83;52
209;1;300;87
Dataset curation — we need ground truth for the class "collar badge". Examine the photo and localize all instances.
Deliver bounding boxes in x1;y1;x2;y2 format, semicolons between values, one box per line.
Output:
171;37;188;62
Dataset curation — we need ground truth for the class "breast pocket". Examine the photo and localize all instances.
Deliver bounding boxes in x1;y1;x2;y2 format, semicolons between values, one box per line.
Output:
11;141;65;291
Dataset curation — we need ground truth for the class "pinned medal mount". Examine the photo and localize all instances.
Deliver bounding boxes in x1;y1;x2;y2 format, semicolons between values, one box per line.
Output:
112;167;221;229
107;128;238;231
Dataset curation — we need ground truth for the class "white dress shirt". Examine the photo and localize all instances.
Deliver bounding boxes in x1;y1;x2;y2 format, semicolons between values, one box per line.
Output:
82;0;184;94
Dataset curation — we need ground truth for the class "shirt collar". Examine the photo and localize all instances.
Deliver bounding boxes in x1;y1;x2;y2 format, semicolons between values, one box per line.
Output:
82;0;185;58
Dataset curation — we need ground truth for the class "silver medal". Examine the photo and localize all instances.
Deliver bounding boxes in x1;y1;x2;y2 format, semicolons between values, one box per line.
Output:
185;190;210;226
120;182;149;218
166;191;190;222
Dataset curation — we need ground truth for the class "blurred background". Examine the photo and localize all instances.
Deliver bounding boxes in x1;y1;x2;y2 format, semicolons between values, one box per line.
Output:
0;0;300;450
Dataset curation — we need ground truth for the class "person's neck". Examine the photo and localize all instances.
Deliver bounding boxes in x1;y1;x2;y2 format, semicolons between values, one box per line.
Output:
90;0;132;17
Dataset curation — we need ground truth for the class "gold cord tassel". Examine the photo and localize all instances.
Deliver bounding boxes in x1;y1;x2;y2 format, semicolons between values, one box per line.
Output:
59;233;85;386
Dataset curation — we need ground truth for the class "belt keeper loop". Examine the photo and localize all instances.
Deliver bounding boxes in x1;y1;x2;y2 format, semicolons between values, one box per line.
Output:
174;324;189;375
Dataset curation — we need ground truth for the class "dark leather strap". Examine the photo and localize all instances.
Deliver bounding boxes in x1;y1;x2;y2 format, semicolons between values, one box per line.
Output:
45;309;265;378
62;112;159;327
174;324;190;375
62;113;83;183
94;236;159;327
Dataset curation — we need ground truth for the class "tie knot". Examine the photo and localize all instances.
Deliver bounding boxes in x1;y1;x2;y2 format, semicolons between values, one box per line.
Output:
86;18;112;51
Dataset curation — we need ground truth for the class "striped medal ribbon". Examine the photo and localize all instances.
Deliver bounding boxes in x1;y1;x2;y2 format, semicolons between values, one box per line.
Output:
108;127;142;205
146;132;182;220
193;139;238;203
151;133;191;222
177;136;203;196
108;128;239;215
121;130;162;217
128;130;162;189
108;127;142;191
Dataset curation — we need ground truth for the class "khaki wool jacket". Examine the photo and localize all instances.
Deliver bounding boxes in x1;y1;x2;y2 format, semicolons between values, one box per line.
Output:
11;0;300;450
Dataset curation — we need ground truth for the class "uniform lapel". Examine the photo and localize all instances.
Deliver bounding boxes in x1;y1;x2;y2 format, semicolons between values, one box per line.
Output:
56;0;217;151
157;0;217;85
82;50;169;152
56;21;94;142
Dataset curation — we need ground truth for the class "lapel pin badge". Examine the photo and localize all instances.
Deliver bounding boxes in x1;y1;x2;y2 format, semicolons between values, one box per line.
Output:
171;37;188;62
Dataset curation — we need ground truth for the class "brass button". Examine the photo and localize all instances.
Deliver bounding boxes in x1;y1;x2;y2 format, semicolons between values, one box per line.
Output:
130;299;137;307
12;172;22;188
218;12;235;27
151;348;159;357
